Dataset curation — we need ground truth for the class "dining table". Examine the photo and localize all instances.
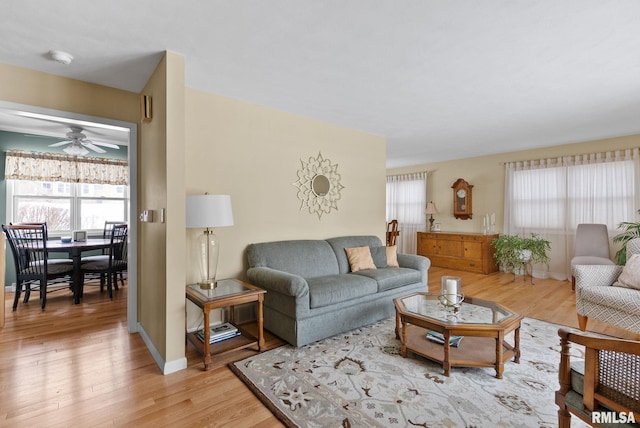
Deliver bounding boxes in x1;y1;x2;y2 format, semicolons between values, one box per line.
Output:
47;238;112;304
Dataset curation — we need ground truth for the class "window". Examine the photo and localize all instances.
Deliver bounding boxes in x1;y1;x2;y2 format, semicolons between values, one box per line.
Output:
507;154;637;232
504;148;640;280
7;179;128;234
386;172;427;254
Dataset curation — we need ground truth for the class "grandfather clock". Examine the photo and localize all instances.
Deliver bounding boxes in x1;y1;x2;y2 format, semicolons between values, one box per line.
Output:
452;178;473;220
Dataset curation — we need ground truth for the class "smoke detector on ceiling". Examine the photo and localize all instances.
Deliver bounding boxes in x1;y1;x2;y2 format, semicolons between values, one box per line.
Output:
49;50;74;65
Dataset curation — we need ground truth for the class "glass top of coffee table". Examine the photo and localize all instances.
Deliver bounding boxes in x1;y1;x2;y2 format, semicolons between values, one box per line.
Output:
397;293;514;325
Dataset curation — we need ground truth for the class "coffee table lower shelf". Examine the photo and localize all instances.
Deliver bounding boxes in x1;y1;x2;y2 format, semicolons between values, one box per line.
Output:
402;325;518;378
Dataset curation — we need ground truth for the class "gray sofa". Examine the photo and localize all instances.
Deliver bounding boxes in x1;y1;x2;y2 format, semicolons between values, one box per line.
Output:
246;235;430;347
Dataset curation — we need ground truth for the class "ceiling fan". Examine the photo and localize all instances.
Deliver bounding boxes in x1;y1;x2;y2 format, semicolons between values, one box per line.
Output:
49;126;120;156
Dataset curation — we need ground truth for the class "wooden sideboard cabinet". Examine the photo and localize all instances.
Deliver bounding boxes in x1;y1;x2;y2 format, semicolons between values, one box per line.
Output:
417;232;499;274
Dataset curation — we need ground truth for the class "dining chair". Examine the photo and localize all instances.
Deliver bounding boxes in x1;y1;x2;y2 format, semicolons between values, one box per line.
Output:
386;219;399;246
97;221;127;289
2;223;74;310
12;221;49;240
80;224;128;299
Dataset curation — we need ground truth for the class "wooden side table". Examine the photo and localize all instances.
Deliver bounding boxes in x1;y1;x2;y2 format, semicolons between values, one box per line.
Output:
185;278;266;370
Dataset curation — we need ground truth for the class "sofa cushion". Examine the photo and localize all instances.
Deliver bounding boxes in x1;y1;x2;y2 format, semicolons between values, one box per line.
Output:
354;267;422;292
369;246;388;268
326;236;384;274
307;274;378;308
614;254;640;290
247;240;339;278
345;246;376;272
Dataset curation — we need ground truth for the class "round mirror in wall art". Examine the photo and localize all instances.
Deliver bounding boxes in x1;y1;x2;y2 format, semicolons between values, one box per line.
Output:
311;174;331;196
293;152;345;219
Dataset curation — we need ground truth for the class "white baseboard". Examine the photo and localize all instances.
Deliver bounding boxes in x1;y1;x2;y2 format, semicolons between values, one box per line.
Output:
137;322;187;375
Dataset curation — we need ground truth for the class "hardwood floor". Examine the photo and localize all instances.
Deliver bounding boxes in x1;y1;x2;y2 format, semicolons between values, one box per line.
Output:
1;269;638;427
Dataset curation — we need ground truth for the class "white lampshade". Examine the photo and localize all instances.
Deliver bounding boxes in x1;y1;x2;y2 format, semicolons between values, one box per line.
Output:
186;194;234;228
186;194;234;289
425;201;438;215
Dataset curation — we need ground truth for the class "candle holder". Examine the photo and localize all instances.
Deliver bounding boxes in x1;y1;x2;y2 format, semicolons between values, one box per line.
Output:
439;276;464;317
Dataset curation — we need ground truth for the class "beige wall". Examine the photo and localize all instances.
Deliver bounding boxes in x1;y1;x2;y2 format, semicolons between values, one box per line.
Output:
138;52;187;368
387;134;640;236
164;53;187;364
0;63;138;123
184;89;387;282
138;55;169;360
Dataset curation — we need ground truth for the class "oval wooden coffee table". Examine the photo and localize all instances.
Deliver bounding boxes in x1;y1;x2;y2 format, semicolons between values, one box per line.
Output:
394;292;523;378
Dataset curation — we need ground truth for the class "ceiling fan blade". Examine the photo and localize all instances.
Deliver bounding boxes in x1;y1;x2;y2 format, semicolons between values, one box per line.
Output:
49;140;72;147
82;142;107;153
90;141;120;149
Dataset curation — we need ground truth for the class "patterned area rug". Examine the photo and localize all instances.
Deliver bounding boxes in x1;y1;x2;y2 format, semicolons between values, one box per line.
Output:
230;317;591;428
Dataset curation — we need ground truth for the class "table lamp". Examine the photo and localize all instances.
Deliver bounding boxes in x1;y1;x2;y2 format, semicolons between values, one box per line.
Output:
425;201;438;231
186;194;234;289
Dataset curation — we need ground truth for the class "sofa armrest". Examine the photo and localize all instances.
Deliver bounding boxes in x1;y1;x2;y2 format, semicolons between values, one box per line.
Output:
246;266;309;298
397;253;430;272
398;253;430;287
572;264;623;289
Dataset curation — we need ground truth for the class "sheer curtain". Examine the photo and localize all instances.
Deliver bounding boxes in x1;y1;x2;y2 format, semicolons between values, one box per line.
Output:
504;148;640;280
386;172;427;254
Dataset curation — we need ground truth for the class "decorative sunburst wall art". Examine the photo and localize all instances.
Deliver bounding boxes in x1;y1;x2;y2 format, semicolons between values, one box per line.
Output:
293;152;345;219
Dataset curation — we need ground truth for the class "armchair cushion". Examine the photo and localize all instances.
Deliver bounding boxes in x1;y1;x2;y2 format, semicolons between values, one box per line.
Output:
614;254;640;290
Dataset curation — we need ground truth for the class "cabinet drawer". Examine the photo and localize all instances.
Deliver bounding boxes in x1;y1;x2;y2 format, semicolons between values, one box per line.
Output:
463;242;482;259
447;258;483;273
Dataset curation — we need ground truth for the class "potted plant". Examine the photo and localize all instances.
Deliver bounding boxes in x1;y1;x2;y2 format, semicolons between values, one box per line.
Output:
613;209;640;265
491;233;551;279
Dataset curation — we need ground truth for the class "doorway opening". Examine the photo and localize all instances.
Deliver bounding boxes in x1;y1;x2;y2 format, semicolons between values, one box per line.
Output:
0;100;138;332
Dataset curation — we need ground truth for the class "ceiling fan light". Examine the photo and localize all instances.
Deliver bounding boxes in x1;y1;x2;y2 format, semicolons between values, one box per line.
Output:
49;50;74;65
63;144;89;156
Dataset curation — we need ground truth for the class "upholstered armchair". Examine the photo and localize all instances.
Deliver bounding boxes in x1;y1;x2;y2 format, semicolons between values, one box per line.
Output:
571;224;615;290
573;238;640;334
556;327;640;427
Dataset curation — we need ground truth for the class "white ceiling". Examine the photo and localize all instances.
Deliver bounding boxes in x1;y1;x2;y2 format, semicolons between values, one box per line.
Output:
1;1;639;167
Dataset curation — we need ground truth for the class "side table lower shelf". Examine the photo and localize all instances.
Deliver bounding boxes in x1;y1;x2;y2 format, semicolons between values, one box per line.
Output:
187;323;261;369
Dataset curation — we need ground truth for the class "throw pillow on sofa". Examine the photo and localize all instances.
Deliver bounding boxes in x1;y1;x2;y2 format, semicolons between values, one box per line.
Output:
614;253;640;290
345;246;377;272
386;245;399;267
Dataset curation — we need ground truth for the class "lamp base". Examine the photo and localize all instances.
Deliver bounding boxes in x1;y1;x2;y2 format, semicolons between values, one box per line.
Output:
428;216;435;231
199;280;217;290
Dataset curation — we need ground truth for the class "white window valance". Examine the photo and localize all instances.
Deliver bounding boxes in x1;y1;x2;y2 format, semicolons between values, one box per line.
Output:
4;150;128;185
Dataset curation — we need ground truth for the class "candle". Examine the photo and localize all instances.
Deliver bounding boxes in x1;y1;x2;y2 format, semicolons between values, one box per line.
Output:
445;279;457;305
